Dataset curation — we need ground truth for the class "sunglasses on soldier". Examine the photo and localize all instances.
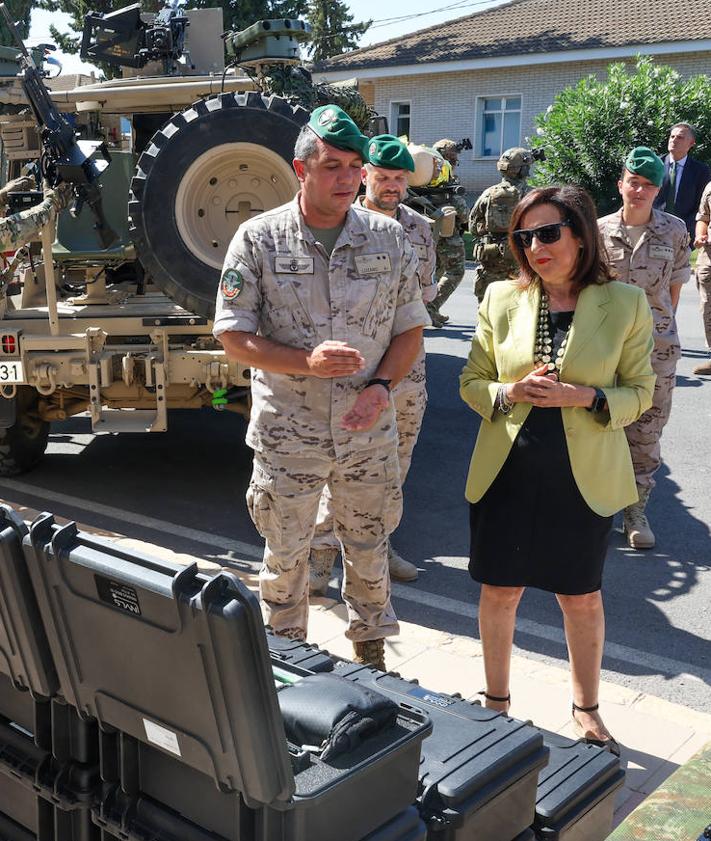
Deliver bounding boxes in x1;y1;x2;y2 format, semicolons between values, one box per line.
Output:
512;220;572;249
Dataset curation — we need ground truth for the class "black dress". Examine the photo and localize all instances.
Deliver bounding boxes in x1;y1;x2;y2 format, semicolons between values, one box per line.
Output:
468;310;613;595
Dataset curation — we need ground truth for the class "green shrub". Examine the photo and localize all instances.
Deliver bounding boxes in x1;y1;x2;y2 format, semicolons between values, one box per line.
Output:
531;57;711;215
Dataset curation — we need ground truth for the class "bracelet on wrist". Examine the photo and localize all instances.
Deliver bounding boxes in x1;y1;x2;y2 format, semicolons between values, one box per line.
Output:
366;377;392;394
497;384;513;414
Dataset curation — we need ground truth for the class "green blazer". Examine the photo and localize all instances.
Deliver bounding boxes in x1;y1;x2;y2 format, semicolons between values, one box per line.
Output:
460;280;655;516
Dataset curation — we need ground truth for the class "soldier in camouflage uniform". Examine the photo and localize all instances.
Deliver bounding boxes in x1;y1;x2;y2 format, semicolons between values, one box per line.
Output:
426;139;468;327
0;178;69;250
692;181;711;375
469;147;533;303
214;107;428;671
598;148;690;550
310;135;436;593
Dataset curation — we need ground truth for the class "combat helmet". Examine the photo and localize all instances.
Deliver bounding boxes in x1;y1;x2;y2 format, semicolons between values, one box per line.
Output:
497;147;534;179
433;138;458;165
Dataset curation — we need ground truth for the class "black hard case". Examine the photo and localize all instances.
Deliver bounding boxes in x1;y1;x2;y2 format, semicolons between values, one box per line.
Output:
333;662;549;841
25;515;431;841
266;632;334;674
534;731;625;841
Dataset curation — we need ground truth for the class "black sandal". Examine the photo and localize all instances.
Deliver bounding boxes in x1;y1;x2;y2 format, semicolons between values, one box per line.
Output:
478;690;511;710
572;702;621;757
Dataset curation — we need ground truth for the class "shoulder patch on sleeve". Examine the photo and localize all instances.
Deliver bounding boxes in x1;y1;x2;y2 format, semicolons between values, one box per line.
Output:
221;268;243;300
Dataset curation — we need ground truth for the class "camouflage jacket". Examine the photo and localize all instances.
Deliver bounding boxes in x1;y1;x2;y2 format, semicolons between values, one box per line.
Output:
695;181;711;268
0;198;55;252
598;209;690;362
214;195;428;458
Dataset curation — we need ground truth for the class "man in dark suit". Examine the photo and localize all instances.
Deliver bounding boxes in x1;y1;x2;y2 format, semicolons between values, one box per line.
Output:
654;123;710;242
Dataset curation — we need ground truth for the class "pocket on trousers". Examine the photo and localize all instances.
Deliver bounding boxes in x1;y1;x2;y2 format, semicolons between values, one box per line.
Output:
246;463;279;539
382;457;403;535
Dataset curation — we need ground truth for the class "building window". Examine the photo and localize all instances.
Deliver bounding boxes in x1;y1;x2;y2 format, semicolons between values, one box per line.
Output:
391;101;411;138
477;96;521;157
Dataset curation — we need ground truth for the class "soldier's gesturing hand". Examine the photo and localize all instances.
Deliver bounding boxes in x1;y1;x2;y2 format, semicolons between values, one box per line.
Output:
340;385;389;431
307;340;365;378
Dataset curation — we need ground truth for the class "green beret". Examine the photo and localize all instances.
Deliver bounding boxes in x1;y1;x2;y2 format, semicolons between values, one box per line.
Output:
624;146;665;187
366;134;415;172
308;105;368;158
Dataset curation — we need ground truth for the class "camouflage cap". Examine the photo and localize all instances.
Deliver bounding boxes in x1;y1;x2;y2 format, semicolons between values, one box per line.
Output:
366;134;415;172
624;146;664;187
308;104;368;158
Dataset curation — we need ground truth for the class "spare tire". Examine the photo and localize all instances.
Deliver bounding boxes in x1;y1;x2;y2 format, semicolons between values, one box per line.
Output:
129;92;309;318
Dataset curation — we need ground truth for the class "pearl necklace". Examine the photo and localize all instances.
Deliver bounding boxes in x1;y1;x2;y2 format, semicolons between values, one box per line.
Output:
534;293;572;377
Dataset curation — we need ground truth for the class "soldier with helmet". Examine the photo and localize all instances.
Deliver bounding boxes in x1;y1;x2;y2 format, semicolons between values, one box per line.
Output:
426;139;469;327
469;147;534;303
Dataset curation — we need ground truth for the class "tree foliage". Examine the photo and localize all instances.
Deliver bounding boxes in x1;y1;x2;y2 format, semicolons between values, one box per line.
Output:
0;0;32;45
531;57;711;215
306;0;370;62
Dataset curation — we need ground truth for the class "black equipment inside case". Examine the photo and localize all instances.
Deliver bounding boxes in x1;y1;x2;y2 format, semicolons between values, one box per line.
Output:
333;662;550;841
534;730;625;841
24;514;432;841
266;631;334;673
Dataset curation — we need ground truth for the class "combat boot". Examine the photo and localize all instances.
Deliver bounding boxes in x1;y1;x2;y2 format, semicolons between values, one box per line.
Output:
693;358;711;375
353;639;386;671
308;547;339;597
387;541;418;582
623;486;655;550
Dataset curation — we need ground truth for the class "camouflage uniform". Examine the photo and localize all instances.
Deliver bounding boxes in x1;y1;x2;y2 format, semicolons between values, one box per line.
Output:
0;185;67;251
213;196;428;642
311;200;435;558
430;193;468;310
470;148;533;303
598;209;690;492
694;181;711;349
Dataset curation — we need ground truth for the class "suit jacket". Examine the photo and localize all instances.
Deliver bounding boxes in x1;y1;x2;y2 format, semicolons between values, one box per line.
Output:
654;154;711;239
460;281;655;516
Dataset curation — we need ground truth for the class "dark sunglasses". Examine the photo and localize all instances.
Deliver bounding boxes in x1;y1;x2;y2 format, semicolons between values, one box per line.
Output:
512;220;572;249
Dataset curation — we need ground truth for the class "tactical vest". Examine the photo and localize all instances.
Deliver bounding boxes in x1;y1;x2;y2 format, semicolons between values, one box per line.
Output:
484;181;522;235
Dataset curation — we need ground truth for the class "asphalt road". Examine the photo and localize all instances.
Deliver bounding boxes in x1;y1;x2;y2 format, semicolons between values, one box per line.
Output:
1;270;709;713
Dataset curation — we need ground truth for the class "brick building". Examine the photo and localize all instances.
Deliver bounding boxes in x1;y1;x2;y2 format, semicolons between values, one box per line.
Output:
315;0;711;194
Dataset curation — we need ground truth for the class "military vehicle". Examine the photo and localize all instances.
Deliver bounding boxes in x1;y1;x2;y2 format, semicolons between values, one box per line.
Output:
0;1;374;475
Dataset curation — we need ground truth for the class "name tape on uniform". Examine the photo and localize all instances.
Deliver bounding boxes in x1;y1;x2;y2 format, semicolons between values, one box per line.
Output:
649;244;674;261
414;244;429;259
274;256;314;274
354;253;392;275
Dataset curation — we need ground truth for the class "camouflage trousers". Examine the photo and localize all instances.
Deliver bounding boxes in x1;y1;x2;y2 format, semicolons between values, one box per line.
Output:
312;383;428;553
247;446;402;642
695;255;711;348
431;235;466;310
473;264;514;303
625;356;677;491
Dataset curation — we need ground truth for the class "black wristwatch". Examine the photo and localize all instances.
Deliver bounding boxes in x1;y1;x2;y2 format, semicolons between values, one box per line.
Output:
366;378;392;393
586;387;607;413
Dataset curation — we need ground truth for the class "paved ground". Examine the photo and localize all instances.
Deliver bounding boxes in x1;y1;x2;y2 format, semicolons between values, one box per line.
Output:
1;269;710;833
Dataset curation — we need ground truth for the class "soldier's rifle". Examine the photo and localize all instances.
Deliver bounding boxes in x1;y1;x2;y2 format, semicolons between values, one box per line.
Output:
0;3;117;250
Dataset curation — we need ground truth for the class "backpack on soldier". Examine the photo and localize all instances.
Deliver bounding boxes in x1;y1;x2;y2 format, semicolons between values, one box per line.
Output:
484;181;521;235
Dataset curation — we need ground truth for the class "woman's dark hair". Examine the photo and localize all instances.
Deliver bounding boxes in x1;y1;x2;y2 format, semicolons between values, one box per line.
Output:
508;185;615;288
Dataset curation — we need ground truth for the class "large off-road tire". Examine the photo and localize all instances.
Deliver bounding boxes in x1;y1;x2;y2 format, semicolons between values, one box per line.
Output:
0;387;50;476
129;92;309;319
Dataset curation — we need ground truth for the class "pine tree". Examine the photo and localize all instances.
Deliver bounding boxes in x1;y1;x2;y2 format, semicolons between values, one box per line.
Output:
0;0;33;45
307;0;370;62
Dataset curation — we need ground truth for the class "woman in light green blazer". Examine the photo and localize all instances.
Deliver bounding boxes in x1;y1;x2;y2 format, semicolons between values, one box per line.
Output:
460;185;655;755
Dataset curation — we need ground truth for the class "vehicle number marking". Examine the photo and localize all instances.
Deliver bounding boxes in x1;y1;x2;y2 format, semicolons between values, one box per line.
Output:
0;361;24;383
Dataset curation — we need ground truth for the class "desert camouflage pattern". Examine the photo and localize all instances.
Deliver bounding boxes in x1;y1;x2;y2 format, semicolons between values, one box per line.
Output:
431;192;468;309
607;740;711;840
311;201;433;555
469;176;529;302
599;208;691;489
214;195;427;641
0;187;66;251
694;181;711;347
